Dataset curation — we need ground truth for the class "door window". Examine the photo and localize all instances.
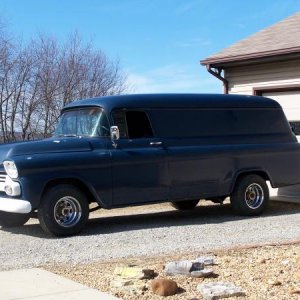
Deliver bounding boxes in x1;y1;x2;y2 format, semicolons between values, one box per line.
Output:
112;110;154;139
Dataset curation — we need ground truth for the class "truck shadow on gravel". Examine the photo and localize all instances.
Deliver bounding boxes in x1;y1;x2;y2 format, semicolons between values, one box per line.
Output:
84;201;300;236
2;201;300;238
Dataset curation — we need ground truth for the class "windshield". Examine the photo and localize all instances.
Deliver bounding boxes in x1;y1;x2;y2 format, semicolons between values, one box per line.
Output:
54;107;110;137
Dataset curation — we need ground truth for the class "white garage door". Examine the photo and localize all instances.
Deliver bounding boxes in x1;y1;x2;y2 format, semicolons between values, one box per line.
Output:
263;90;300;137
263;90;300;202
263;90;300;121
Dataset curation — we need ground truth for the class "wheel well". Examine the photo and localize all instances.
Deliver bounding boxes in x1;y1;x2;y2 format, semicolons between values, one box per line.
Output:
42;178;97;205
232;171;270;193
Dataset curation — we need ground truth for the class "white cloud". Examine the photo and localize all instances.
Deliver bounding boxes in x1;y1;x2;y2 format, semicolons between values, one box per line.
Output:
127;64;222;94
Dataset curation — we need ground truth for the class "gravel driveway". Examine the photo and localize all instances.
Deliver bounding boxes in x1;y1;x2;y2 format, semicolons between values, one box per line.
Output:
1;201;300;271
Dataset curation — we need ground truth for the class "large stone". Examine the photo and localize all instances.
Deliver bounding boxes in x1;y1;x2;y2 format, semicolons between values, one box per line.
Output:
113;265;154;279
110;276;147;295
110;278;133;288
123;282;147;295
197;282;246;300
152;278;178;296
191;269;214;278
165;260;204;275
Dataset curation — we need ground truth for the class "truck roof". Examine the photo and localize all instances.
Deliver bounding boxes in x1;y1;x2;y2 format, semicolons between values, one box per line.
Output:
63;93;281;111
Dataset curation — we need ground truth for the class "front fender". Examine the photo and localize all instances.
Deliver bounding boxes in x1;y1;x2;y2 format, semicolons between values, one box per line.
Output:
13;150;112;209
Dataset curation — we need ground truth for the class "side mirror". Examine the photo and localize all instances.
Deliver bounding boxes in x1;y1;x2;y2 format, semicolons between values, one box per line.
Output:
110;126;120;141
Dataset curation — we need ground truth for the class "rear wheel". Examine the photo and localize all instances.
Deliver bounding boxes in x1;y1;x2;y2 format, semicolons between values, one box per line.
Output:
230;175;269;216
0;211;30;227
171;199;199;210
38;184;89;236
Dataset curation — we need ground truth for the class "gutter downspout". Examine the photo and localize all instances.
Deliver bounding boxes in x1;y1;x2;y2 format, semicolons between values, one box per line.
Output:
206;64;229;94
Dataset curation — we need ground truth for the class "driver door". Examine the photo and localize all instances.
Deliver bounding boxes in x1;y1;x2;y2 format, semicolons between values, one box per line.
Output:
110;110;169;206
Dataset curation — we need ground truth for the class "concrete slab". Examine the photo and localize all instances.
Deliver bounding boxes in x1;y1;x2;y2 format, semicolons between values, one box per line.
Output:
268;182;300;204
271;195;300;204
0;268;120;300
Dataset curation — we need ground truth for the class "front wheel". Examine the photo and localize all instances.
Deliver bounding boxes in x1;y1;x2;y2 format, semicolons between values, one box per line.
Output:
0;211;30;227
171;199;199;210
230;175;269;216
38;185;89;236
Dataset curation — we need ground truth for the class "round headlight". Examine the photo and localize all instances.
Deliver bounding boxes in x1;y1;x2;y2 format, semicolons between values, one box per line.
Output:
3;161;19;179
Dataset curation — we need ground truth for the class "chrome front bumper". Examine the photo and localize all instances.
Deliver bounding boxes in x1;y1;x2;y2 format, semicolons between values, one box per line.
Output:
0;173;31;213
0;197;32;214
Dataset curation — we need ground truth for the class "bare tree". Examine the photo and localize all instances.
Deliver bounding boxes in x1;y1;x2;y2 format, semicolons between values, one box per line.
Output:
0;26;129;142
16;46;41;140
0;23;19;142
32;35;63;137
60;33;127;101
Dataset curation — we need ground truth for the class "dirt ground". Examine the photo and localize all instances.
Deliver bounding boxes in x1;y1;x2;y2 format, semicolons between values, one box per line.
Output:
45;241;300;300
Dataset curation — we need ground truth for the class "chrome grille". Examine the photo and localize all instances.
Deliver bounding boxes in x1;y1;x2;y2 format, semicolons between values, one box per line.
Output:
0;171;7;192
0;173;6;182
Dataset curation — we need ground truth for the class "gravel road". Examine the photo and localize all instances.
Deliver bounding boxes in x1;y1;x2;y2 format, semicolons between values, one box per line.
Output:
1;200;300;271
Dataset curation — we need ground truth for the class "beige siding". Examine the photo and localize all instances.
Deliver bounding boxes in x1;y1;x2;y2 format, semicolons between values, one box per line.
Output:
226;58;300;94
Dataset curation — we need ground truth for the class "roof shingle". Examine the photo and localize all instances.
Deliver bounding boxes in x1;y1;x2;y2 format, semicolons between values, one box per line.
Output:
201;11;300;66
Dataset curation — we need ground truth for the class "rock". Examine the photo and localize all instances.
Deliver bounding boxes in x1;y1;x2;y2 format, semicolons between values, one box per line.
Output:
165;260;204;275
111;278;134;288
191;262;204;272
113;265;154;279
111;264;154;295
143;269;155;279
196;256;215;266
152;278;178;296
197;282;246;300
196;256;215;265
111;276;147;295
124;282;147;294
223;271;232;278
295;270;300;280
282;259;290;266
289;288;300;294
258;258;266;264
267;279;282;286
190;269;214;278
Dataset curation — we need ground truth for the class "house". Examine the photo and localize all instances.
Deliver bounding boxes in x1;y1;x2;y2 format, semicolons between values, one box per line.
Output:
201;11;300;202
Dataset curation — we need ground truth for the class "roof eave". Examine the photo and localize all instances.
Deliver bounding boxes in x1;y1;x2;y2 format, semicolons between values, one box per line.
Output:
201;47;300;68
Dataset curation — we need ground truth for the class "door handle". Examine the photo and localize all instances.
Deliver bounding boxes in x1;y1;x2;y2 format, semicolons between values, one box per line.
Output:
150;141;163;146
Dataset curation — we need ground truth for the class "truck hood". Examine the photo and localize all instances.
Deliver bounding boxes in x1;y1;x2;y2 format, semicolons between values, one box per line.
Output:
0;137;93;162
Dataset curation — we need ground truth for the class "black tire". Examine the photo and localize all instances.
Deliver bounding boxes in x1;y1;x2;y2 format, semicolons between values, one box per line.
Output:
0;211;30;227
230;174;269;216
38;184;89;237
171;199;199;210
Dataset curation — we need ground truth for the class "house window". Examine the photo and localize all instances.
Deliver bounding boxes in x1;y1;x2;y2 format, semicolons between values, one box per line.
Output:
290;121;300;135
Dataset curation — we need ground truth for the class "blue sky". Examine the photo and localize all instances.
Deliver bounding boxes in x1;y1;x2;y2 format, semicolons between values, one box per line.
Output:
1;0;300;94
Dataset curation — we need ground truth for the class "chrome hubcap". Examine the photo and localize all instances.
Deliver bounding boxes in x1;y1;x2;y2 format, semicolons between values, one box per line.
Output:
54;196;82;227
245;183;264;209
